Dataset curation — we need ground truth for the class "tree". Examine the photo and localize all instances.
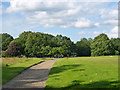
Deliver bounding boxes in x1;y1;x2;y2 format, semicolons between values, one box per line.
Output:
56;35;75;56
2;33;14;51
0;34;2;56
76;38;91;56
1;31;119;57
5;42;20;57
115;50;119;55
24;32;54;57
41;46;52;57
12;31;32;55
110;38;120;54
24;33;38;57
91;33;115;56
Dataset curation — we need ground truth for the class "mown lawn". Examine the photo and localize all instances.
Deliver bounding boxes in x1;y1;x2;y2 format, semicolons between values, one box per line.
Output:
46;56;119;89
2;57;54;85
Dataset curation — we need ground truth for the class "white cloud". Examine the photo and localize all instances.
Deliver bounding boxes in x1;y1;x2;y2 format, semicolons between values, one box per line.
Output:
99;9;118;20
62;18;97;28
74;18;93;28
3;0;119;39
60;25;69;28
111;26;118;33
93;31;101;35
6;1;106;29
93;26;118;38
6;0;73;13
94;23;100;27
44;32;58;36
98;8;118;27
102;20;118;26
6;0;105;13
78;31;86;35
27;12;63;27
107;26;118;38
0;5;2;14
44;32;67;36
26;9;97;28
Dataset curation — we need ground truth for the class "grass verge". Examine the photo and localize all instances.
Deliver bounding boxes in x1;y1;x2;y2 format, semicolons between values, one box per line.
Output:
46;56;119;88
2;57;54;85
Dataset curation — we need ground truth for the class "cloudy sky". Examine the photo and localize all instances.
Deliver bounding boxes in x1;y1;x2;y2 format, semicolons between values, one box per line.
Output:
1;0;119;42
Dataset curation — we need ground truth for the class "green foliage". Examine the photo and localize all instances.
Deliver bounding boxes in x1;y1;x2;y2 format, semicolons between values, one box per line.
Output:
24;32;52;57
23;32;74;57
1;33;14;51
2;32;119;57
115;50;119;55
12;31;32;55
0;34;2;55
111;38;120;54
76;38;91;56
2;51;5;57
91;33;115;56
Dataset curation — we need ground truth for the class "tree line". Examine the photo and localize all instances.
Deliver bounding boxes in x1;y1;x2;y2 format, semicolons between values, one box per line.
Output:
1;31;120;57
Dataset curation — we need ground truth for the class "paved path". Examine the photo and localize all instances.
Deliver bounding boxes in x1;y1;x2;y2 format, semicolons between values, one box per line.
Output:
2;59;59;89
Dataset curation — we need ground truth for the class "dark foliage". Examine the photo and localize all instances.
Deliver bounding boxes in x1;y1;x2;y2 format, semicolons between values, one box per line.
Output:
76;38;92;56
1;33;14;51
5;42;20;57
110;38;120;55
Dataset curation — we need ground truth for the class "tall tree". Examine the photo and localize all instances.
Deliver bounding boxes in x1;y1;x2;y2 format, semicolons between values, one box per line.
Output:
2;33;14;51
12;31;32;55
76;38;91;56
110;38;120;54
24;32;75;57
91;33;115;56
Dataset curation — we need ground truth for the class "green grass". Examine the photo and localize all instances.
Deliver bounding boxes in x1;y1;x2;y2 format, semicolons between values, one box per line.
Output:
2;57;54;85
46;56;119;89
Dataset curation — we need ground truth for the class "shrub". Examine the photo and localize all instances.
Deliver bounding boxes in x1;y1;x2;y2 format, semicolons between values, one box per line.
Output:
5;42;20;57
2;51;6;57
115;50;119;55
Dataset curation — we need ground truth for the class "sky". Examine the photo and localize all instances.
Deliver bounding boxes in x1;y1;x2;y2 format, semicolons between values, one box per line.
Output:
0;0;119;42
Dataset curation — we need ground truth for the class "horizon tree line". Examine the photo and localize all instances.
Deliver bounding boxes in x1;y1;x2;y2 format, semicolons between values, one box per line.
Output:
1;31;120;57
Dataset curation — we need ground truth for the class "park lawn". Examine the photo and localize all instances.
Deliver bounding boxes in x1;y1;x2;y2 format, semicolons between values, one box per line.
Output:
2;57;54;85
46;56;119;89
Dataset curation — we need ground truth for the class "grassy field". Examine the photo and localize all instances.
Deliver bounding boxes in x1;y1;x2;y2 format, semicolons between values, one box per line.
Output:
2;57;54;85
46;56;119;89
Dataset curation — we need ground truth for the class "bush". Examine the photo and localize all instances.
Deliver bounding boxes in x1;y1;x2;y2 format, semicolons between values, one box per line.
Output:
2;51;6;57
115;50;119;55
5;42;20;57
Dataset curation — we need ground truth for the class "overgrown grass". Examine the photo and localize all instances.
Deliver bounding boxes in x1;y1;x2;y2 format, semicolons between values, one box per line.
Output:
46;56;119;89
2;57;54;85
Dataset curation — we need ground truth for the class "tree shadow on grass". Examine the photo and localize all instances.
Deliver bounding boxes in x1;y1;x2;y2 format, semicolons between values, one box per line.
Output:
2;64;84;87
2;67;25;85
49;64;84;75
65;80;119;88
46;80;120;90
72;69;85;71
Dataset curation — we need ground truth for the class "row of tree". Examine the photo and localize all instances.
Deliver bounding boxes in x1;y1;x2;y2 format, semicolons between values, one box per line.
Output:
1;31;120;57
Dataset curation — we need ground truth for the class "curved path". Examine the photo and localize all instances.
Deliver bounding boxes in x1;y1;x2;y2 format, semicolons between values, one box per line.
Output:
2;59;59;89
